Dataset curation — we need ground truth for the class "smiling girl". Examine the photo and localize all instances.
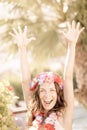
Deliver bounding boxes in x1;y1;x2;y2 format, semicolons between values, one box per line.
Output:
10;21;84;130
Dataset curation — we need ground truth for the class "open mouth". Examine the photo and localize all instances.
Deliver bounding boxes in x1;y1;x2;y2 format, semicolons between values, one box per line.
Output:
44;100;53;104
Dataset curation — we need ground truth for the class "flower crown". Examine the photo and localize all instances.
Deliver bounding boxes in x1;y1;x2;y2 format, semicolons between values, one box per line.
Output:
29;72;63;91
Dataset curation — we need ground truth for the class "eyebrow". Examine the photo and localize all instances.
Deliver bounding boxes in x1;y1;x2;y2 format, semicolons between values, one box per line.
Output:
39;88;45;90
40;87;56;90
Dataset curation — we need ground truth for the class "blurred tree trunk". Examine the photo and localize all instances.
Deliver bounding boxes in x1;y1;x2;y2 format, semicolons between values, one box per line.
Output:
75;42;87;108
65;0;87;108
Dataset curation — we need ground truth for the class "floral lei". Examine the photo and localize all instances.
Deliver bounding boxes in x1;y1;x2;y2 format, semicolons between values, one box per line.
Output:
32;112;58;130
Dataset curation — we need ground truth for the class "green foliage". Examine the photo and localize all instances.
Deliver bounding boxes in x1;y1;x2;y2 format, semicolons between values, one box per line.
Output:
0;0;66;65
0;0;87;68
9;77;23;101
0;80;20;130
65;0;87;48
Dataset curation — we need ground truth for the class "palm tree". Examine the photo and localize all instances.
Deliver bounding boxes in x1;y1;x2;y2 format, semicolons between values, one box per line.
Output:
0;0;66;61
0;0;87;107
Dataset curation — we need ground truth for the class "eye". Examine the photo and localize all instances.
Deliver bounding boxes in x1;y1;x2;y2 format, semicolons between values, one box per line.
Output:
39;89;45;93
50;89;56;92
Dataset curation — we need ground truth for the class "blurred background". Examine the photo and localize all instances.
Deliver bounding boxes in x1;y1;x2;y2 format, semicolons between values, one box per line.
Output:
0;0;87;130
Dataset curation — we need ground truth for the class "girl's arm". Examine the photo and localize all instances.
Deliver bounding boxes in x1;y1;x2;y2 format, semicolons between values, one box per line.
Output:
19;46;31;106
63;21;84;130
10;26;35;106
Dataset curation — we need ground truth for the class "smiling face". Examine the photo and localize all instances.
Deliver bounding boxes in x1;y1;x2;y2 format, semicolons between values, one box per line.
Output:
39;82;57;112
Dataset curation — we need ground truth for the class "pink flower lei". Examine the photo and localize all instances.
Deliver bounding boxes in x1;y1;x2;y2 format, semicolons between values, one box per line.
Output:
32;112;58;130
30;72;63;91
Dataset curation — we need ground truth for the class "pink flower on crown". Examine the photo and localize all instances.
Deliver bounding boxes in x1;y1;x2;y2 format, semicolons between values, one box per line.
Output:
37;72;54;85
29;72;64;91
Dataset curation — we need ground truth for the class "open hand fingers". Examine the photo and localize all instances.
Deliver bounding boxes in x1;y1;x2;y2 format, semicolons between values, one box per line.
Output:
24;26;28;35
72;20;75;29
10;25;25;38
67;21;71;30
76;22;80;30
75;22;85;34
12;28;18;35
11;25;23;36
79;27;85;34
9;32;16;38
61;31;67;39
18;25;22;34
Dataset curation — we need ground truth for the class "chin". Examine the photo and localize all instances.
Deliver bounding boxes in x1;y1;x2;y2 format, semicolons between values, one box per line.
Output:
43;106;54;111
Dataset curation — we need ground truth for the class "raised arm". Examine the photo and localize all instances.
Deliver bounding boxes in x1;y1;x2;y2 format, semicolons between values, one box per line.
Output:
10;26;35;107
63;21;84;130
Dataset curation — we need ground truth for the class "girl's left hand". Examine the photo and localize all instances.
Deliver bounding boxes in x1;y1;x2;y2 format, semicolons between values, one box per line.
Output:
63;20;85;45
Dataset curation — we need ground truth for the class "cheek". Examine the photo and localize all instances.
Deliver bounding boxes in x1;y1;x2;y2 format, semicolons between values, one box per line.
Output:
39;93;45;100
39;94;45;107
52;92;57;101
55;94;57;100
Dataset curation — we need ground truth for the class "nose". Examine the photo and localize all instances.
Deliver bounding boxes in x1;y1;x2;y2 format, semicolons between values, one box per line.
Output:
45;91;52;99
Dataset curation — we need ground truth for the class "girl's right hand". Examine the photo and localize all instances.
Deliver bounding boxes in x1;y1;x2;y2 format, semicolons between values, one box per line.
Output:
10;26;35;49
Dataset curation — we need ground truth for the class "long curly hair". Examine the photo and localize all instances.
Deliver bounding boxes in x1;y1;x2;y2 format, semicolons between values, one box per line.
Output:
26;82;66;127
